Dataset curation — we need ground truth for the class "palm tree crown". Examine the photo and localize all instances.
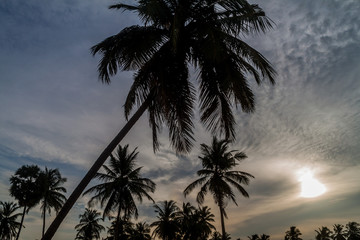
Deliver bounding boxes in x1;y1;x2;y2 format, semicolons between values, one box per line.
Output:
92;0;276;153
75;208;105;240
84;145;156;240
184;136;254;240
151;200;181;240
40;167;67;237
0;201;22;240
285;226;302;240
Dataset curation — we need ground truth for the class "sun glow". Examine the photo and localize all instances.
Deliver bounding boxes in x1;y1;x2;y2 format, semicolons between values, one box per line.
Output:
298;169;326;198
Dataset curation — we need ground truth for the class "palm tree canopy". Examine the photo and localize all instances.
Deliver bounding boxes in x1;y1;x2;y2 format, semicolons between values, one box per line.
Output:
315;227;332;240
40;167;67;216
9;165;44;210
0;201;22;240
92;0;276;153
84;145;156;219
150;200;181;240
285;226;302;240
332;224;346;240
184;136;254;209
75;208;105;240
345;222;360;240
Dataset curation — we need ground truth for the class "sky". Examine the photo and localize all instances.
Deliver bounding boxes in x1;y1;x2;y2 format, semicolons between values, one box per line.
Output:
0;0;359;239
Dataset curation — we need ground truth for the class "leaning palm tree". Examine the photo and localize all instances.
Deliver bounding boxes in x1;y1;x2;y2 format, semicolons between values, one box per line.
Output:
43;1;275;238
83;145;156;240
9;165;44;240
0;201;22;240
184;136;254;240
151;200;181;240
75;208;105;240
40;167;67;237
284;226;302;240
332;224;346;240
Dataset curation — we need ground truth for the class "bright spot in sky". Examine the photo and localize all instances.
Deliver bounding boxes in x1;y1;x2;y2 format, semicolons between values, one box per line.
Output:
298;169;326;198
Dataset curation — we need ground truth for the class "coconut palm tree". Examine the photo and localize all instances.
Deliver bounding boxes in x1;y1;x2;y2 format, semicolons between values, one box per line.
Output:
40;167;67;237
184;136;254;240
83;145;156;240
105;217;133;240
315;227;332;240
129;222;151;240
248;234;260;240
284;226;302;240
345;222;360;240
43;1;275;238
0;201;22;240
151;200;181;240
259;234;270;240
332;224;346;240
9;165;44;240
75;208;105;240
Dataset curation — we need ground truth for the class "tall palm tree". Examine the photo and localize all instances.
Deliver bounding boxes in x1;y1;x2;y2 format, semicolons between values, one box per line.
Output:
184;136;254;240
40;167;67;237
284;226;302;240
75;208;105;240
345;222;360;240
83;145;156;240
151;200;181;240
0;201;22;240
315;227;332;240
332;224;346;240
43;1;276;238
9;165;44;240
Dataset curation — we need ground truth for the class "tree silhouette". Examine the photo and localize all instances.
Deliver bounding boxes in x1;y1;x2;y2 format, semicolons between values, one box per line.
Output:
184;136;254;240
151;200;181;240
40;167;67;237
332;224;346;240
285;226;302;240
75;208;105;240
9;165;44;240
315;226;332;240
83;145;155;240
345;222;360;240
42;1;275;237
0;201;22;240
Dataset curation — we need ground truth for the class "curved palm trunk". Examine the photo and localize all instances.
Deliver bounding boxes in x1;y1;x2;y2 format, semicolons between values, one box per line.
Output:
16;206;27;240
41;99;150;240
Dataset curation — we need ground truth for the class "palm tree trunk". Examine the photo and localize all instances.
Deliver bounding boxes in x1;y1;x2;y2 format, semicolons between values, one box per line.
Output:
219;204;226;240
42;202;46;237
15;206;26;240
41;99;150;240
114;206;122;240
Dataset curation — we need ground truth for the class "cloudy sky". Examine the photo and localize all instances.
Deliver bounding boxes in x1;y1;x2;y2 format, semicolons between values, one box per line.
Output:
0;0;359;239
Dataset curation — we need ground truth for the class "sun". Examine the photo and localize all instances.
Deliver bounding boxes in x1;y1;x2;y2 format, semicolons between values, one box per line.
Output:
298;168;326;198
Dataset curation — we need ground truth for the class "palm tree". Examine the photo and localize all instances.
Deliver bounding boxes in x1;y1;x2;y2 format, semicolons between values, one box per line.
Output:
248;234;260;240
0;201;22;240
9;165;44;240
40;167;67;237
83;145;156;240
75;208;105;240
259;234;270;240
315;227;332;240
332;224;346;240
345;222;360;240
151;200;181;240
284;226;302;240
184;136;254;240
129;222;151;240
193;206;216;240
42;1;275;237
105;217;133;240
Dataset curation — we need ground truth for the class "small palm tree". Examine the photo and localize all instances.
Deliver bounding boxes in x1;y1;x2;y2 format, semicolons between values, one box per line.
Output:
151;200;181;240
184;136;254;240
315;227;332;240
259;234;270;240
75;208;105;240
332;224;346;240
345;222;360;240
0;201;22;240
129;222;151;240
248;234;260;240
83;145;156;240
9;165;44;240
40;167;67;237
284;226;302;240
